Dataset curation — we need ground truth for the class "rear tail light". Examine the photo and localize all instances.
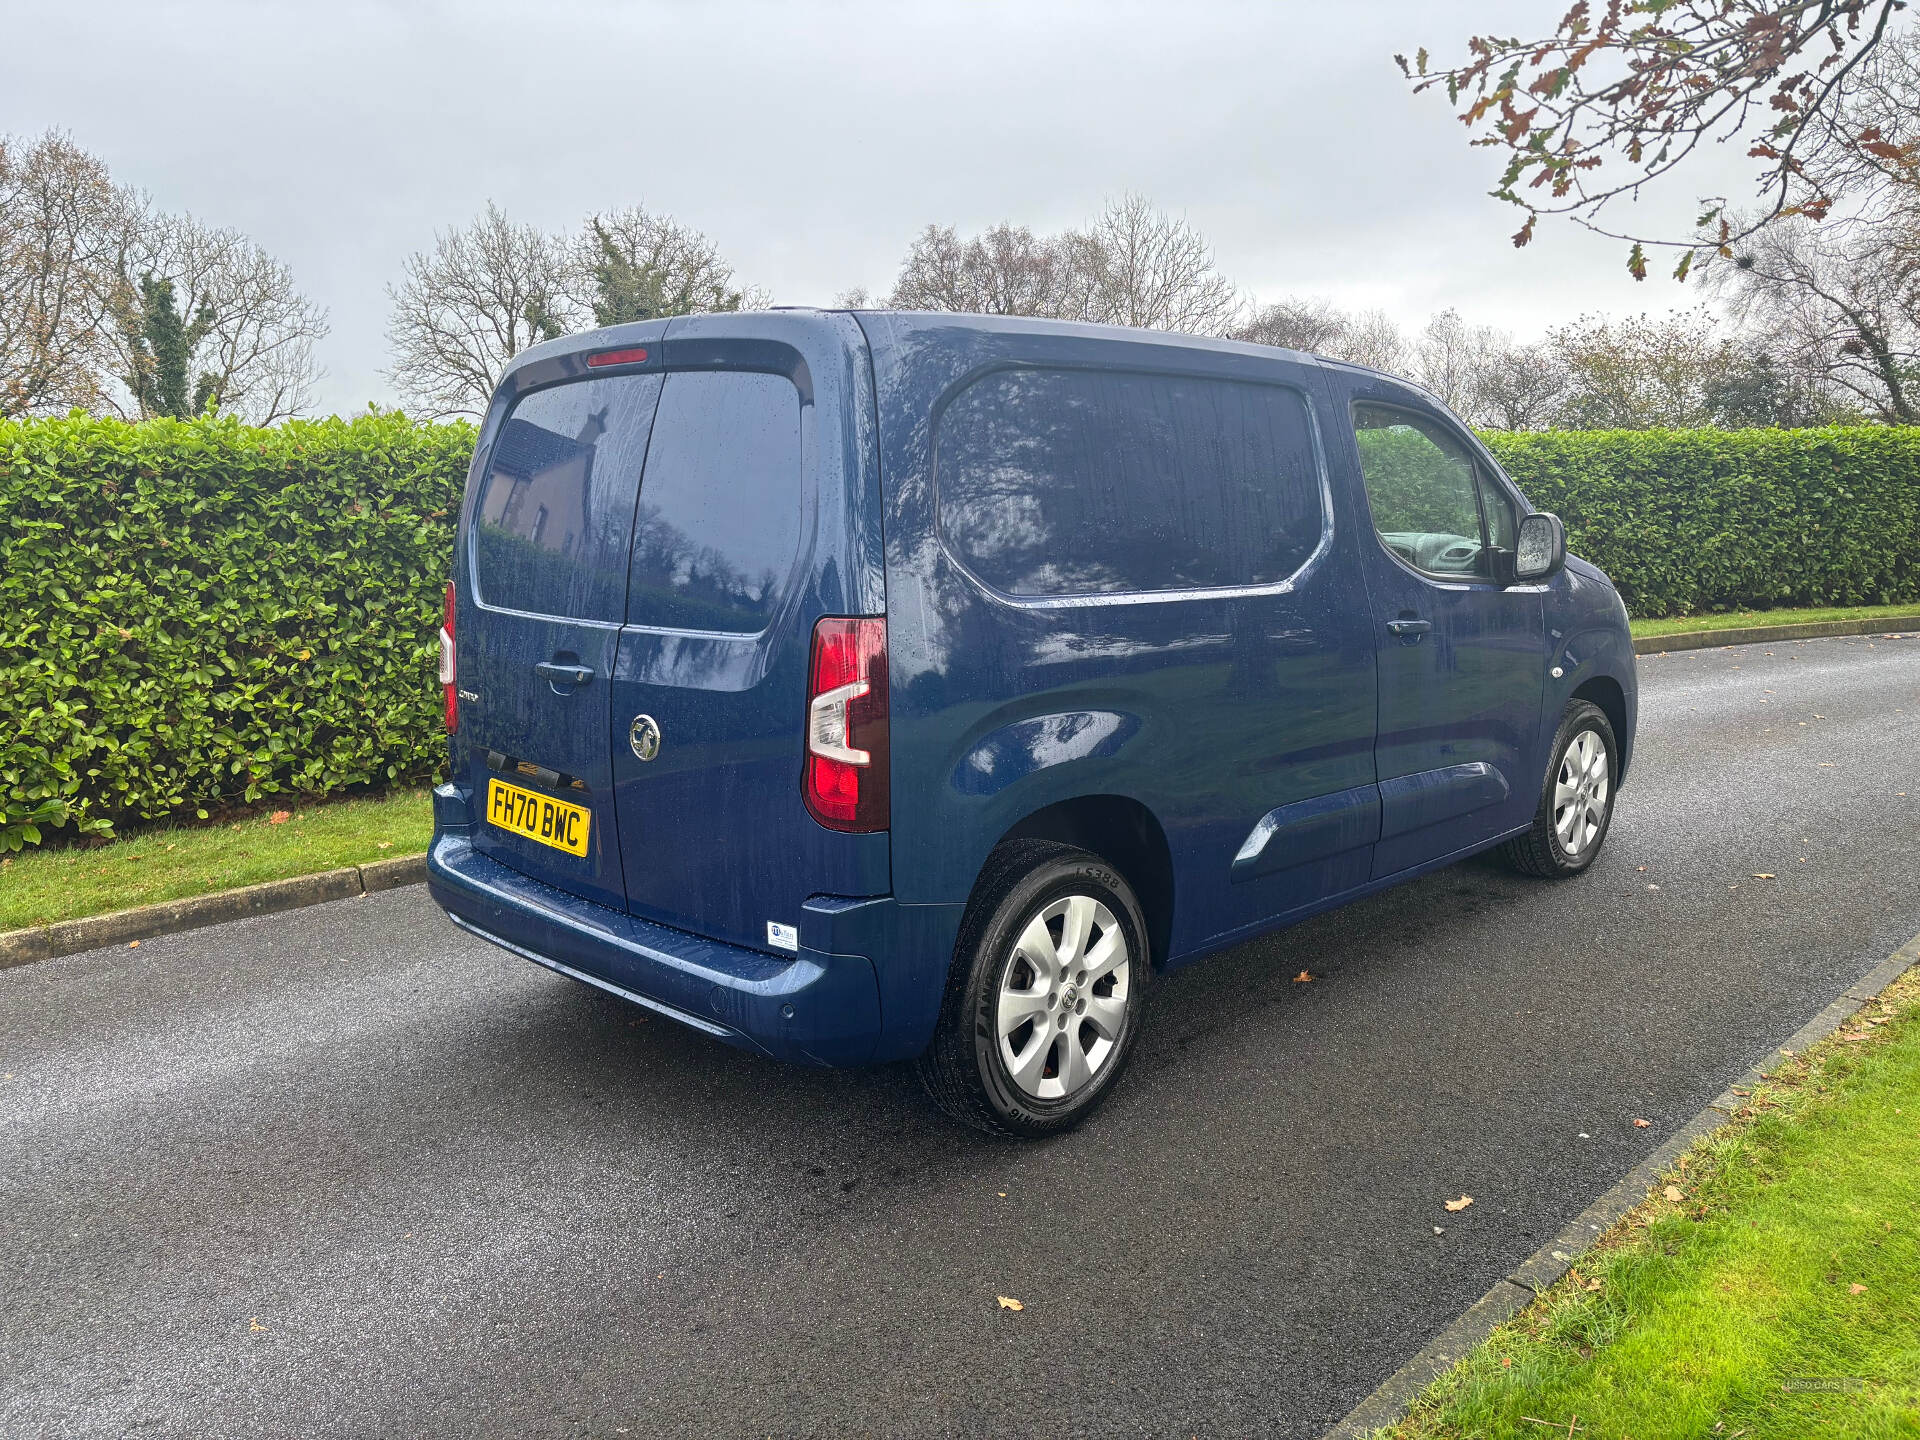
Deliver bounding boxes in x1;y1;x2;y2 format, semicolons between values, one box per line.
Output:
803;617;888;832
439;581;457;733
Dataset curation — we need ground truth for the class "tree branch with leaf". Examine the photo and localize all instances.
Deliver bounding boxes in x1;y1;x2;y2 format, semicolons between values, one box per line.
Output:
1400;0;1913;278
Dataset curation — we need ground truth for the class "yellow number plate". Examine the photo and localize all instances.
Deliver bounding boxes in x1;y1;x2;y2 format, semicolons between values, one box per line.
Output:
485;778;590;857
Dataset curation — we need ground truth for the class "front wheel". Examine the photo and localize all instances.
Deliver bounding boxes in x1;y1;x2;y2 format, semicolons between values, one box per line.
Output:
917;840;1149;1138
1501;699;1618;878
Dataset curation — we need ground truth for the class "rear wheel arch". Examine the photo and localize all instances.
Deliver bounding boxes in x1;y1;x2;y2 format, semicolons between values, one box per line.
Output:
991;794;1174;971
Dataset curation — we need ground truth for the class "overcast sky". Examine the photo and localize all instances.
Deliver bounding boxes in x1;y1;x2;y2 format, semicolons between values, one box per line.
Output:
3;0;1760;416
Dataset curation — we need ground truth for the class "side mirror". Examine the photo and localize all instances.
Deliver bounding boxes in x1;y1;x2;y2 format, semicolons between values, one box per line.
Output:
1515;511;1567;583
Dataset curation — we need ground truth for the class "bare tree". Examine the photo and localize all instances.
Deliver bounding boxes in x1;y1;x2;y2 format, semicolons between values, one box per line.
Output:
1332;309;1410;374
877;196;1240;336
1231;296;1351;352
568;205;756;326
1401;1;1911;278
1469;337;1569;430
1712;217;1920;421
886;221;1072;316
1413;309;1482;415
385;202;574;418
0;130;140;417
104;211;328;423
1072;194;1241;335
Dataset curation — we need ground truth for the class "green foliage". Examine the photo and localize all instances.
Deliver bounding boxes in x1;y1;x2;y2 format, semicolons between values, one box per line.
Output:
0;409;472;850
1482;426;1920;619
4;413;1919;852
120;273;221;419
584;216;744;328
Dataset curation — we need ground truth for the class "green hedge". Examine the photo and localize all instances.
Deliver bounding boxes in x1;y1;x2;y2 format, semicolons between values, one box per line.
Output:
4;417;1918;850
1483;427;1920;619
0;412;471;850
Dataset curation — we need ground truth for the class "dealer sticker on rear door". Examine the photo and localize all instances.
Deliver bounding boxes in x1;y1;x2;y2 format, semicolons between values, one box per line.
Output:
486;778;590;858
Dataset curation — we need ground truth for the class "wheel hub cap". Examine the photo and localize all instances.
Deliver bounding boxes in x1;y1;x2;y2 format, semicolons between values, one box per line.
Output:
1552;728;1610;857
995;893;1130;1102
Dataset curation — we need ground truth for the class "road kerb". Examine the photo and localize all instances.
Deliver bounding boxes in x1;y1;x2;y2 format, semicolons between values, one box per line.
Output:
0;854;431;970
1322;927;1920;1440
1632;617;1920;655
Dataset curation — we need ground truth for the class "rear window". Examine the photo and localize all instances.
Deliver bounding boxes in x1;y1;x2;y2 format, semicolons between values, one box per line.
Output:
627;370;803;633
936;368;1323;598
472;374;663;621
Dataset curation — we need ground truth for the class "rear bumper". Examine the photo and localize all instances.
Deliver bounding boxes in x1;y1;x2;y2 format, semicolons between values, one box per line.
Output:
428;824;888;1068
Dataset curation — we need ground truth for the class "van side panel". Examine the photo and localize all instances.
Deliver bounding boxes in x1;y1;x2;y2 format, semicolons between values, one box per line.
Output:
864;314;1381;982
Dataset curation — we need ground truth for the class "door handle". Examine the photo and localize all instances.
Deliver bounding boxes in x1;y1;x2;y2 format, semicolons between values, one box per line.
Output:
1386;618;1432;638
534;660;594;689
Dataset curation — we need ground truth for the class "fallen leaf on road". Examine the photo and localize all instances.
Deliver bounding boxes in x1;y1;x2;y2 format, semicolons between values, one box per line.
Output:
248;1318;267;1333
1444;1195;1473;1212
1664;1185;1684;1202
269;810;291;824
996;1296;1024;1311
1751;873;1775;879
1293;970;1313;983
1634;1118;1651;1128
127;940;139;949
1850;1283;1867;1295
1433;1226;1445;1235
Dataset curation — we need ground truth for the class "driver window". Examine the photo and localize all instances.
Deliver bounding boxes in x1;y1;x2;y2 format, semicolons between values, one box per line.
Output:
1351;404;1496;580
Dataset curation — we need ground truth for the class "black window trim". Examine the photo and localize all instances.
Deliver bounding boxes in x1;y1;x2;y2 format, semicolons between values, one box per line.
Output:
469;365;812;641
1348;398;1524;589
931;360;1337;610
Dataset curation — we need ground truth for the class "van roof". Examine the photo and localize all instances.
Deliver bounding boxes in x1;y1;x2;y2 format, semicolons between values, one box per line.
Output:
505;307;1417;399
832;307;1323;367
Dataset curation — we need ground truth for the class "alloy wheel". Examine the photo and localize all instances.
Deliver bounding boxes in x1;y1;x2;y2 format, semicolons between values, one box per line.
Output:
1553;727;1610;857
995;893;1131;1101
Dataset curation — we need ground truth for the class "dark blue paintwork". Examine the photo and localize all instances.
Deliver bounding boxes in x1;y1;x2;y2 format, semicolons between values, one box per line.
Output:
427;309;1639;1069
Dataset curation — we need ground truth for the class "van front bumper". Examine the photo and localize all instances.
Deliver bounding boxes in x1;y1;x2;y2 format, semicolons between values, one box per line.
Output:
426;826;887;1067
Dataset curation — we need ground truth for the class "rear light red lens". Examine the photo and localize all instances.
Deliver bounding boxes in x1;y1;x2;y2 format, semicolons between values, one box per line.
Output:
803;617;888;832
585;346;649;368
439;581;457;733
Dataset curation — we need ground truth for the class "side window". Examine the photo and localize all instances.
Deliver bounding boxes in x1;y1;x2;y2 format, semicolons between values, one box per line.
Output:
628;370;803;633
1351;403;1509;580
937;368;1323;597
473;373;663;620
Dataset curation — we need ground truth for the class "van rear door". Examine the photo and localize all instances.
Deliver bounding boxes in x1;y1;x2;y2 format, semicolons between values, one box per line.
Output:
608;314;889;953
459;362;663;910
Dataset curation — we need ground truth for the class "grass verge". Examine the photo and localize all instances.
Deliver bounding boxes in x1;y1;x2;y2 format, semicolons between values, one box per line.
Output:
1629;602;1920;639
0;789;433;931
1375;964;1920;1439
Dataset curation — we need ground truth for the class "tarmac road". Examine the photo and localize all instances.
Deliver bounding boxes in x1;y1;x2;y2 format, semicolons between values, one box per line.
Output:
4;634;1917;1438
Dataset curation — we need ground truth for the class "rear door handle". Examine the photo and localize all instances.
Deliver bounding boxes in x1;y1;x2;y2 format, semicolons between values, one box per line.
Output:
534;661;595;688
1386;618;1432;638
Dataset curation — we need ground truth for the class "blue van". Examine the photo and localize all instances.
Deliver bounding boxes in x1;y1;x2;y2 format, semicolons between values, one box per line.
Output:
427;310;1636;1135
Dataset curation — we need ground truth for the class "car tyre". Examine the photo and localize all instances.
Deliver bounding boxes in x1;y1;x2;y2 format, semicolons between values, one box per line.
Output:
918;840;1150;1138
1501;699;1619;878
